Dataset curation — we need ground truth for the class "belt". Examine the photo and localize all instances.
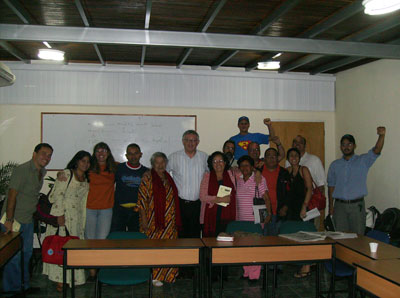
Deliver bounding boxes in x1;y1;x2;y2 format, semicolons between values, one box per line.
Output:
335;197;364;204
179;198;199;204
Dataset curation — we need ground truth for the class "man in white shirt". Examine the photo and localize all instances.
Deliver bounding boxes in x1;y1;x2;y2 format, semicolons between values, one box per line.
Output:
167;130;208;239
285;135;326;229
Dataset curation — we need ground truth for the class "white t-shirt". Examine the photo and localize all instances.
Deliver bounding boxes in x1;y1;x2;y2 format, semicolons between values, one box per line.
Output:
285;152;326;187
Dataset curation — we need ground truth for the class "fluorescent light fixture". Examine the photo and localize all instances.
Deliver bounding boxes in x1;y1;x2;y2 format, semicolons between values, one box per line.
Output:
257;61;280;70
43;41;52;48
38;49;65;61
272;53;282;59
363;0;400;15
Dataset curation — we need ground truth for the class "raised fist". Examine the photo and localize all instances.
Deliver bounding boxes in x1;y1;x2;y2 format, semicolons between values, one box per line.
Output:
377;126;386;136
263;118;272;126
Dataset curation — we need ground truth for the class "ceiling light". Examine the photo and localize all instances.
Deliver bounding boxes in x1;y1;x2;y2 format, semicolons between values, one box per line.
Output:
38;49;65;61
257;61;280;70
362;0;400;15
272;53;282;59
43;41;52;48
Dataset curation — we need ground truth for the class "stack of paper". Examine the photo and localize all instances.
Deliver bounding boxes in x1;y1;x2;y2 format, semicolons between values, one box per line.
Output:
216;185;232;207
216;233;234;241
279;231;326;242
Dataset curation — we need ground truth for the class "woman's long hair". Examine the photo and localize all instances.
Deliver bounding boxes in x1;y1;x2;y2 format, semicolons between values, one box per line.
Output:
89;142;117;174
66;150;91;181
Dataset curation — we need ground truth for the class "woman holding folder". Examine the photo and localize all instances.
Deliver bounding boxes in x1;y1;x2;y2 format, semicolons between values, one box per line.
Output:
200;151;236;237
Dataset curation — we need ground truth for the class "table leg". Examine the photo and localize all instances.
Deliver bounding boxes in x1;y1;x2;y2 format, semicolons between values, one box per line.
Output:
332;246;336;297
266;265;269;298
149;269;153;298
219;266;223;298
316;262;320;297
63;253;67;298
272;266;277;298
20;236;24;296
208;249;212;298
71;268;75;298
193;266;197;298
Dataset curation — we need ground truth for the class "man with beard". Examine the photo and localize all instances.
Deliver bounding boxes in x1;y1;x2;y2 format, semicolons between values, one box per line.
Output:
222;140;237;168
327;127;386;234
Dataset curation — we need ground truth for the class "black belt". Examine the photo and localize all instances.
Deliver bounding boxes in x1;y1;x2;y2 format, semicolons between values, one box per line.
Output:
335;197;364;204
179;198;199;204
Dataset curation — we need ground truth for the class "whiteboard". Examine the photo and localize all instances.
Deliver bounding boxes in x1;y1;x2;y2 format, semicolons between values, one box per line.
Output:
42;113;196;170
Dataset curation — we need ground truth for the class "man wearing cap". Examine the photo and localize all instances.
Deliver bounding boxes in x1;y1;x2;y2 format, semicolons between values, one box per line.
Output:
327;127;386;234
230;116;277;160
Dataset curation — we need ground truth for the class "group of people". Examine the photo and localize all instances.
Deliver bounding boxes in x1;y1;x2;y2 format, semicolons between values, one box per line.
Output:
0;115;386;296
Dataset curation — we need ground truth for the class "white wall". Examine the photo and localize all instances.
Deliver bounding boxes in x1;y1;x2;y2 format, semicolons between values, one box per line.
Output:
336;59;400;211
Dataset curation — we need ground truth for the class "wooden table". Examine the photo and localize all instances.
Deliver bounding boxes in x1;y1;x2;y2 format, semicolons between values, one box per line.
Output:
62;238;204;298
202;236;335;298
335;235;400;265
355;259;400;298
0;232;24;294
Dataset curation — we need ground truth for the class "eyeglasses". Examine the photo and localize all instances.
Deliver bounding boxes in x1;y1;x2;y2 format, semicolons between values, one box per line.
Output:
213;159;225;164
183;139;198;143
96;149;108;153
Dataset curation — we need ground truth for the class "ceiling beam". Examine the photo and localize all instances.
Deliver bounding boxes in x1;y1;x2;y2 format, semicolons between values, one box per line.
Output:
1;24;400;59
3;0;35;24
0;40;29;63
141;0;152;68
279;14;400;73
176;0;227;68
212;0;300;70
246;0;363;72
310;37;400;75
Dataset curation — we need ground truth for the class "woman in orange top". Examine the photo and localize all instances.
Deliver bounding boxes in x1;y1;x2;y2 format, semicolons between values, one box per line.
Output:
85;142;117;280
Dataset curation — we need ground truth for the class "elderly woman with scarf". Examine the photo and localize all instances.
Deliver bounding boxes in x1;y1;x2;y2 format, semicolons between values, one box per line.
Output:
200;151;236;237
138;152;182;287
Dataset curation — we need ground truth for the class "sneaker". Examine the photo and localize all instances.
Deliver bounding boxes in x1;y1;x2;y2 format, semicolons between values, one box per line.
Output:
152;280;163;287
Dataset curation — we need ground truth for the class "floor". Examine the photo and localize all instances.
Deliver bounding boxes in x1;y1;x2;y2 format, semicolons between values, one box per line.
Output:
1;259;367;298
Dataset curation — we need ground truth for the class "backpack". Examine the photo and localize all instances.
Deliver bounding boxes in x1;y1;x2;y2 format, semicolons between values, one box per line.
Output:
33;170;72;227
375;208;400;240
366;206;380;229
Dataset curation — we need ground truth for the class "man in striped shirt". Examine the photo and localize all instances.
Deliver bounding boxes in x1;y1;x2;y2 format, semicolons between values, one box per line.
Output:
167;130;208;239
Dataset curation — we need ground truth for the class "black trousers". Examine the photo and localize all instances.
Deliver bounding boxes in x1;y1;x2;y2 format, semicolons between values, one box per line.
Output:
110;204;140;233
179;198;201;238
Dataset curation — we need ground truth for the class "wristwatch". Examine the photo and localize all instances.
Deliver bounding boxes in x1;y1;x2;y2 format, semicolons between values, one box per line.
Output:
5;217;14;222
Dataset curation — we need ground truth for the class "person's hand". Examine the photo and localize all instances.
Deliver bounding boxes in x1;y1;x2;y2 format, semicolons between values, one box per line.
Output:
263;118;272;126
57;171;67;182
270;136;281;146
57;215;65;226
254;170;262;185
4;220;12;234
377;126;386;136
279;207;287;217
300;205;307;219
264;214;272;224
255;160;264;169
329;202;334;216
218;195;231;204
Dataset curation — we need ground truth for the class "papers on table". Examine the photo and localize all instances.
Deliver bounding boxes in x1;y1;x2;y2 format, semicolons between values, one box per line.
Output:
253;205;268;224
279;230;358;242
216;185;232;207
216;232;234;242
302;208;320;221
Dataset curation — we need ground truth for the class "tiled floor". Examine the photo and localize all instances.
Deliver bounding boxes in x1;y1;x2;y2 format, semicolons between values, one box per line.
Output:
2;261;363;298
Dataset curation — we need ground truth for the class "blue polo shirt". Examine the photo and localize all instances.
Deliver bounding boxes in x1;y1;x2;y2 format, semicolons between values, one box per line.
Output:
230;132;269;160
327;148;379;200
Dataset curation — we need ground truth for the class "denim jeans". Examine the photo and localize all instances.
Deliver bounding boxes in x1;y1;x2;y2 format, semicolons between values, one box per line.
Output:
1;222;33;292
85;208;113;239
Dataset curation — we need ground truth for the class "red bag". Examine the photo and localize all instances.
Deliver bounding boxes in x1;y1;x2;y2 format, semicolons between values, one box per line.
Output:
42;227;78;265
308;182;326;211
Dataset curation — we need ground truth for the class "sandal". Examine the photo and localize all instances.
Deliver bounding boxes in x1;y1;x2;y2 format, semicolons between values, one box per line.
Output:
294;270;311;278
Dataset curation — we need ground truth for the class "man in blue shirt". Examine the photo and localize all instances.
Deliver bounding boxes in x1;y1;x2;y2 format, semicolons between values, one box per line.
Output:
230;116;276;160
327;127;386;234
111;143;148;232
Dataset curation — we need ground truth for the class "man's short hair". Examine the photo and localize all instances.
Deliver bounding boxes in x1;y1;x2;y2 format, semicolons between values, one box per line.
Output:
126;143;141;152
264;147;278;157
340;134;356;145
182;130;199;140
294;135;306;146
247;142;260;150
34;143;53;153
237;155;254;167
223;140;235;150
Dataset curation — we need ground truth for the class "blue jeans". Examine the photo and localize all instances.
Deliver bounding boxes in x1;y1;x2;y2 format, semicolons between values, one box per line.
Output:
85;208;112;239
1;222;33;292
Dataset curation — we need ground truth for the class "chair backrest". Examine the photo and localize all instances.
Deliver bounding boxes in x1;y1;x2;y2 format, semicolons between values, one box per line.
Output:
107;231;147;240
279;220;317;234
226;221;263;234
366;229;390;243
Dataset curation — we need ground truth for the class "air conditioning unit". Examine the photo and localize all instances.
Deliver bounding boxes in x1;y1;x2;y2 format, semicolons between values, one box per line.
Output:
0;62;16;87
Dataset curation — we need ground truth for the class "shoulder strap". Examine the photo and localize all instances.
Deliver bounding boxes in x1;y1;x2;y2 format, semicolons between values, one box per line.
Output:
67;169;73;187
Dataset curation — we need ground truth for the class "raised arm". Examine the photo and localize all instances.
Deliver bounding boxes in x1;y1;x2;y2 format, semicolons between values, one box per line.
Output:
264;118;276;138
373;126;386;155
270;136;285;162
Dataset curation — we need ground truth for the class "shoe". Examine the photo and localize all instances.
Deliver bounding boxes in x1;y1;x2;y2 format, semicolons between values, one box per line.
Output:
294;270;311;278
56;282;63;293
152;280;163;287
